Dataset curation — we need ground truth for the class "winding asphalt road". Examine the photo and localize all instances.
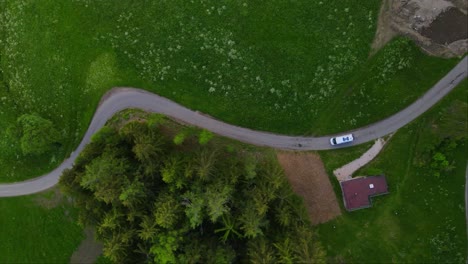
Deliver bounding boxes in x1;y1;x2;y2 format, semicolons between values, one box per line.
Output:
0;56;466;197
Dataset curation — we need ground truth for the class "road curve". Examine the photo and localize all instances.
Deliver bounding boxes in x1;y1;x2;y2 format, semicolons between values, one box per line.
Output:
0;57;466;197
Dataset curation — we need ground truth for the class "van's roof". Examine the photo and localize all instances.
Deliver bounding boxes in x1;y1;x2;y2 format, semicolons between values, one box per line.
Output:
335;134;353;144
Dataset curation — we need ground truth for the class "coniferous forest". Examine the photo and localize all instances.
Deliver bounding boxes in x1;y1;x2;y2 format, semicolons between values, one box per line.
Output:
60;112;325;263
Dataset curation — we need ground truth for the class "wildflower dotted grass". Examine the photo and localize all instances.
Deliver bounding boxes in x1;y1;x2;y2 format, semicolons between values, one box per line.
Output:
0;0;460;181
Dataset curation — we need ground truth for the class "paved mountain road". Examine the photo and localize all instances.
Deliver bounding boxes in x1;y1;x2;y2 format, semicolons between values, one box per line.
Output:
0;56;466;197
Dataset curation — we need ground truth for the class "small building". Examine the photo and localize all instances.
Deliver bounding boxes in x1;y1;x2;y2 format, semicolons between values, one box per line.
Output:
340;175;389;211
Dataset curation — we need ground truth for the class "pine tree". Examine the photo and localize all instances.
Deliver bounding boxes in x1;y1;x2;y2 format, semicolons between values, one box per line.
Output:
138;216;158;242
239;202;267;238
196;149;217;181
214;214;242;243
247;237;277;264
153;192;181;229
274;237;296;264
205;179;232;222
183;190;205;229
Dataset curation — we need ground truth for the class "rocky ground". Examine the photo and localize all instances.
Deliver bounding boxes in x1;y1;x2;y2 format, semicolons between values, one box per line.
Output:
373;0;467;58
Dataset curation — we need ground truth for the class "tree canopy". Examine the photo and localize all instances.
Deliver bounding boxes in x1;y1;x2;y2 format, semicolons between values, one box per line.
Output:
60;114;325;263
10;113;61;155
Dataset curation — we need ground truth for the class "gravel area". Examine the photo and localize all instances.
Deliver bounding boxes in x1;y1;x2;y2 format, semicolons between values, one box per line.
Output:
333;136;391;181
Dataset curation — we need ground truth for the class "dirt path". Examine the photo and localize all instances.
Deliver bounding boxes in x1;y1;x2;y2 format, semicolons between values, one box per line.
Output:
334;136;391;181
277;151;341;225
33;186;64;209
70;227;103;264
370;0;397;55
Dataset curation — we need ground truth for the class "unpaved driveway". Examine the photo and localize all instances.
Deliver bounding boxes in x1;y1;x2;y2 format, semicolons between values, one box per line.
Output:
334;137;391;181
70;227;103;264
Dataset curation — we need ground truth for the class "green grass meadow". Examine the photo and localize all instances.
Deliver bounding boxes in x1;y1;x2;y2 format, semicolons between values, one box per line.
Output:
0;0;461;182
317;81;467;263
0;190;83;263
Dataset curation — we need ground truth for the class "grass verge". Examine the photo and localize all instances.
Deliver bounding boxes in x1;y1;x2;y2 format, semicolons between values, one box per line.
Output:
0;189;83;263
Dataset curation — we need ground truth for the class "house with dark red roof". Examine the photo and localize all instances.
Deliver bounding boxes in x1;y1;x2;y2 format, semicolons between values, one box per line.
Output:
340;175;389;211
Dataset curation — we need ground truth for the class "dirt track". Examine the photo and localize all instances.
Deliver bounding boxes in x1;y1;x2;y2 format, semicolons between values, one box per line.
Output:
70;227;103;264
333;137;391;181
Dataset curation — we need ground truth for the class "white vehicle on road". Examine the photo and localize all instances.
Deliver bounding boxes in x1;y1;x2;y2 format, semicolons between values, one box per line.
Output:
330;134;354;146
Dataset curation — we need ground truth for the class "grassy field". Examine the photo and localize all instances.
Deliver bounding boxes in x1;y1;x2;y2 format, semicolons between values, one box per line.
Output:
317;81;467;263
0;0;461;182
312;38;460;135
0;189;84;263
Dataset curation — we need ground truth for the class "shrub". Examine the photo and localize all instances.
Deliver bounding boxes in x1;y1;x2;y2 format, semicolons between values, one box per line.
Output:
16;114;61;155
198;129;213;145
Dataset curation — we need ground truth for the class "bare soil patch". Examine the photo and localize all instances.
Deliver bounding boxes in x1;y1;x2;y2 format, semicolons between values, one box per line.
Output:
34;188;103;263
371;0;397;55
34;186;64;209
388;0;467;57
420;7;468;44
70;227;103;264
277;151;341;225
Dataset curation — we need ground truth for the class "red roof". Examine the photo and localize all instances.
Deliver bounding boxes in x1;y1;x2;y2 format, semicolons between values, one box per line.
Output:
340;176;389;211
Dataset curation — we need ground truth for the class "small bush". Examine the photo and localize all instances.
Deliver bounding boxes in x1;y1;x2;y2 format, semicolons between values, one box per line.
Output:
16;114;61;155
198;129;213;145
173;131;187;145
